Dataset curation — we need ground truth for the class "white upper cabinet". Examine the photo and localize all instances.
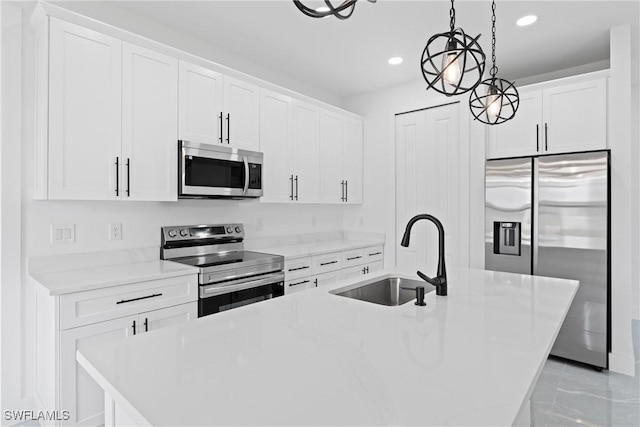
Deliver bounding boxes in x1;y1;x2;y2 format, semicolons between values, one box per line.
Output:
487;75;607;159
292;100;321;203
343;118;363;204
223;76;260;151
178;61;224;145
48;18;122;200
319;109;363;204
487;90;543;159
543;79;607;154
42;18;178;201
122;42;178;201
260;89;294;203
260;94;323;204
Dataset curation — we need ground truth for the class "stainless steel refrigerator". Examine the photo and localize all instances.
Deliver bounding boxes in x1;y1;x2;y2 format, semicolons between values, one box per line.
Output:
485;151;609;369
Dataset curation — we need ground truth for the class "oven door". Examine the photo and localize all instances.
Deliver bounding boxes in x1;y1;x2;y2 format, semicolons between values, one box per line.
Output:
198;272;284;317
179;140;263;198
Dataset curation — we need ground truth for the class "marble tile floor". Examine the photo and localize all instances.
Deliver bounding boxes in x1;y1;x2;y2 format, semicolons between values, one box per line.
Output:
531;320;640;427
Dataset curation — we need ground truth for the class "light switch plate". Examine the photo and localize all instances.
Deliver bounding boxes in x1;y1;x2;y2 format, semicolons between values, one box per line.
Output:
51;224;75;244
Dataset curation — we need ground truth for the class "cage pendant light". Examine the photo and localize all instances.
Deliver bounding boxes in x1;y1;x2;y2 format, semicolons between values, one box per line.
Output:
469;0;519;125
421;0;486;96
293;0;376;20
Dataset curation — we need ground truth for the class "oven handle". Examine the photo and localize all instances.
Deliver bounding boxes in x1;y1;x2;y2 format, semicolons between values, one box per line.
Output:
200;271;284;298
242;156;249;196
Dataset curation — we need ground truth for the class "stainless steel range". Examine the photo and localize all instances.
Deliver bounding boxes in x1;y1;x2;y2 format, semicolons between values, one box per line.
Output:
161;223;284;317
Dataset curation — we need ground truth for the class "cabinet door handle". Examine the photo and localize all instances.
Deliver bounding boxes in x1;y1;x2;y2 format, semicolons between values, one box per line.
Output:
369;252;382;256
115;157;120;196
340;180;345;201
294;175;299;201
126;158;131;197
544;122;548;151
290;175;294;200
132;320;136;335
116;293;163;305
314;278;318;287
536;124;540;152
347;256;362;261
289;280;310;287
144;318;148;332
345;180;348;202
320;260;338;266
287;265;310;272
226;113;230;144
219;112;223;143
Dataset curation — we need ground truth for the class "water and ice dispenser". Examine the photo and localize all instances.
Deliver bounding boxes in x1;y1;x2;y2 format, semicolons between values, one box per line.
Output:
493;222;521;256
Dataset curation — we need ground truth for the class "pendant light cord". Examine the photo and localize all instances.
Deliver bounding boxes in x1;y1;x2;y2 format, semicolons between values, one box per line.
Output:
449;0;456;32
490;0;498;77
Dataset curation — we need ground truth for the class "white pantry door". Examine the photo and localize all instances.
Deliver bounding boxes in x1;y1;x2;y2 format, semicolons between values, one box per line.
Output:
395;103;461;274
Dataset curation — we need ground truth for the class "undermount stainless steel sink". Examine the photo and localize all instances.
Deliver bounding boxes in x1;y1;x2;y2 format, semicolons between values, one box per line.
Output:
331;277;435;306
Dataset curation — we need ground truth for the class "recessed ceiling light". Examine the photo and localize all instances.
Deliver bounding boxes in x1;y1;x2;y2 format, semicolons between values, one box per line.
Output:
316;6;330;13
388;57;403;65
517;15;537;27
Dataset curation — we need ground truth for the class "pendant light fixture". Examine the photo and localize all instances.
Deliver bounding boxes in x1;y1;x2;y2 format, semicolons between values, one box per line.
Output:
469;0;519;125
421;0;486;96
293;0;376;20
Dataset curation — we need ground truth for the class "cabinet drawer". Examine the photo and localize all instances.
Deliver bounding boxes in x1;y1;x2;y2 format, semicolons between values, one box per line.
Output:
285;277;315;294
60;274;198;330
284;256;312;280
312;251;342;274
342;248;366;267
364;246;384;264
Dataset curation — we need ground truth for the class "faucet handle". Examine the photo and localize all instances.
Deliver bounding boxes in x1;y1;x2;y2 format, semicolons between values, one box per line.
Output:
417;270;447;296
417;270;438;286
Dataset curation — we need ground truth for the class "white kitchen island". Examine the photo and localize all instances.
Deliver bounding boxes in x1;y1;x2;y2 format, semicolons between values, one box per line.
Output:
77;268;578;427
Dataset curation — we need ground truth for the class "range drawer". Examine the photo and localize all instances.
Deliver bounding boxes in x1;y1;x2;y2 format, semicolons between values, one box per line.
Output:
312;251;342;274
60;274;198;330
284;256;312;280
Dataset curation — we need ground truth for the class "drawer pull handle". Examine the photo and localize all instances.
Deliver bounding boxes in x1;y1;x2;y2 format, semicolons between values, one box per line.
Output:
368;252;382;256
320;261;338;266
289;280;310;287
347;256;362;261
288;266;310;272
116;293;163;305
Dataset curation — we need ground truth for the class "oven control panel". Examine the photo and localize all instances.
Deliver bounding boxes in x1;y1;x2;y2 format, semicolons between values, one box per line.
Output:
161;223;244;243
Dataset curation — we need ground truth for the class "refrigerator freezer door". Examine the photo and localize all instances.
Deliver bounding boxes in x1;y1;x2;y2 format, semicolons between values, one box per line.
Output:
485;158;533;275
536;152;609;368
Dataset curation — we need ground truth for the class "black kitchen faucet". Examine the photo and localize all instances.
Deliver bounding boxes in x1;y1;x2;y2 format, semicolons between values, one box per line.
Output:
400;214;448;296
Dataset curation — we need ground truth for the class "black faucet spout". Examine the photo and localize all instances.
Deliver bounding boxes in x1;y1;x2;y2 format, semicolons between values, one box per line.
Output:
400;214;448;296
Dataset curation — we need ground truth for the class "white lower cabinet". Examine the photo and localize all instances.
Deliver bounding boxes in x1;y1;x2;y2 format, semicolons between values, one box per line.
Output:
35;275;198;427
283;245;384;295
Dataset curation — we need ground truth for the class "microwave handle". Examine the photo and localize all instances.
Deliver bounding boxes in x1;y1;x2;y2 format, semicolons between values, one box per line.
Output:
243;156;249;195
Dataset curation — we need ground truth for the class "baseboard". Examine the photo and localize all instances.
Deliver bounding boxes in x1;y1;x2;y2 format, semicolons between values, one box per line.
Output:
609;352;636;376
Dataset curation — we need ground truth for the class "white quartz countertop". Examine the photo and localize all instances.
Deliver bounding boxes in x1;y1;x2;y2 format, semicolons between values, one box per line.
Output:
258;239;384;258
30;259;198;296
78;268;578;426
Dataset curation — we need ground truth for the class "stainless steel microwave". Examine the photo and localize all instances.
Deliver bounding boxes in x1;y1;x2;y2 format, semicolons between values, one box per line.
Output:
178;141;263;199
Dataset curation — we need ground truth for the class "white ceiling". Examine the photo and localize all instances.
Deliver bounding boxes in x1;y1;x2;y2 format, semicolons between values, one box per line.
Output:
52;0;639;99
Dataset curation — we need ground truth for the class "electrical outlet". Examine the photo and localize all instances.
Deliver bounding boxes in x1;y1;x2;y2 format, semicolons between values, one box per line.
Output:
51;224;75;244
110;223;122;241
